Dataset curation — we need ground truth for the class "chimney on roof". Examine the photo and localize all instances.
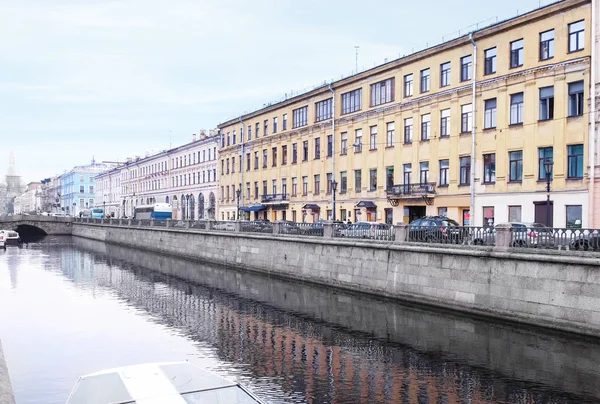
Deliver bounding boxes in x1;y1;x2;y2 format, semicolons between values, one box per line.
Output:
192;134;197;142
200;131;207;139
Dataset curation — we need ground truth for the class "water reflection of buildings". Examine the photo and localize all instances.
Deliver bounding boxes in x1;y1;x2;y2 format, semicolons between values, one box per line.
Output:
56;241;595;404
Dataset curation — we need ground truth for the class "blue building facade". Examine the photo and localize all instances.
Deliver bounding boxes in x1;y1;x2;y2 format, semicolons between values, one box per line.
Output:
58;162;115;216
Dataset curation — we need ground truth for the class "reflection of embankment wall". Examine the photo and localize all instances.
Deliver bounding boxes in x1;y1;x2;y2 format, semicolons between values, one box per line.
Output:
73;237;600;401
72;224;600;338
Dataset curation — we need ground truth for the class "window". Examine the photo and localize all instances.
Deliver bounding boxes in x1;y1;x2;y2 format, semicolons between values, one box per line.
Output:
404;118;413;144
231;157;235;173
89;185;94;194
438;207;448;217
316;98;333;122
262;181;267;196
355;169;362;192
262;149;267;168
484;47;496;75
291;177;297;196
247;125;252;140
508;206;522;222
246;153;250;171
540;30;554;60
460;55;472;81
314;174;320;194
293;106;308;128
419;162;429;184
303;140;309;161
538;147;553;180
254;152;259;170
566;205;583;228
569;21;585;52
354;129;362;153
369;169;377;191
403;164;412;185
282;145;288;165
420;114;430;141
508;150;523;182
459;156;470;185
272;147;277;167
440;62;451;87
539;86;554;121
510;39;524;68
273;117;278;133
510;92;524;125
340;171;347;194
484;98;497;129
369;126;377;150
567;144;584;178
79;174;84;182
327;134;333;157
483;153;496;183
386;122;395;147
283;114;287;130
404;73;413;97
80;185;85;193
292;143;297;163
272;179;277;195
439;159;449;186
326;173;333;194
256;122;260;138
370;78;394;106
440;109;450;137
302;176;308;195
568;81;584;117
226;158;230;174
341;132;348;155
461;104;472;133
226;133;230;146
420;68;430;93
232;131;236;145
314;138;321;159
341;89;362;114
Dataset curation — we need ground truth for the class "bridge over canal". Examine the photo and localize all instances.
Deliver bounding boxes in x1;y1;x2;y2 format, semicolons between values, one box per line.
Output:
0;215;73;236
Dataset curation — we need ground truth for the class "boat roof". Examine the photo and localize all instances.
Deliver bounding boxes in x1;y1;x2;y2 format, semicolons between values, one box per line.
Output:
66;361;262;404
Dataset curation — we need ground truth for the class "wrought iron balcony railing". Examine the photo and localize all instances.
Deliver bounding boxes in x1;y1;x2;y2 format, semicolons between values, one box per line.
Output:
386;183;436;198
261;193;290;203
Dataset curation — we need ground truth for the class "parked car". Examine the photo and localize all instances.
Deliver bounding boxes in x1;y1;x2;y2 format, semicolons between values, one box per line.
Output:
279;221;301;234
570;233;600;250
408;216;465;243
471;222;555;247
213;221;236;231
338;222;392;239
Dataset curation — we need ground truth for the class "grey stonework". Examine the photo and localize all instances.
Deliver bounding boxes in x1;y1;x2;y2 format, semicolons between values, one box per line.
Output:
0;340;15;404
72;223;600;337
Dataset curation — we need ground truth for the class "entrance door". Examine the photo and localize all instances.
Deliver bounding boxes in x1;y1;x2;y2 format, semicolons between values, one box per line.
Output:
534;201;554;227
385;208;393;224
407;206;425;223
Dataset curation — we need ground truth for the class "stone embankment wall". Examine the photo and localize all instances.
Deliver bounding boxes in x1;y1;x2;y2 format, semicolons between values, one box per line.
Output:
72;223;600;337
0;339;15;404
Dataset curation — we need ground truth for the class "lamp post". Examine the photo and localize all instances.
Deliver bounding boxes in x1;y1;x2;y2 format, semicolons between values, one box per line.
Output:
543;158;554;227
331;179;338;221
236;189;241;221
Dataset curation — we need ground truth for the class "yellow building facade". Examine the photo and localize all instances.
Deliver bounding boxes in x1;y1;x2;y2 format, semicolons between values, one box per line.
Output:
218;0;592;227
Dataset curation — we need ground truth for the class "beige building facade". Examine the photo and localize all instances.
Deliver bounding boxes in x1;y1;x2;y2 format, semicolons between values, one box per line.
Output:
218;0;593;227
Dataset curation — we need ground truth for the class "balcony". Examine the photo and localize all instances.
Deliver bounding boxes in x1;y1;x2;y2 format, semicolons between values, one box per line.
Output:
261;193;290;204
386;183;436;206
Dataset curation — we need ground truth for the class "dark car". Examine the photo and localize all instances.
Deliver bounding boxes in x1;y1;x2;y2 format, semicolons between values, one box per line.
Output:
570;233;600;250
408;216;465;243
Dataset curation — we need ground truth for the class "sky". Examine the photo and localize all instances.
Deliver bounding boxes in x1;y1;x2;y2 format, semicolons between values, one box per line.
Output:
0;0;559;183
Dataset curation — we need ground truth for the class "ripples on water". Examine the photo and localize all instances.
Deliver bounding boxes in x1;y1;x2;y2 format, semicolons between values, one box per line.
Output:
1;236;600;404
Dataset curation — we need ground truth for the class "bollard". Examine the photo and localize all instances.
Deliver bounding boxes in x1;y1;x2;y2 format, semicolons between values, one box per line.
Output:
494;224;512;251
206;220;214;230
234;221;242;232
119;218;123;226
272;222;282;235
150;219;155;227
185;220;190;229
393;222;409;243
165;219;172;228
128;219;132;226
323;222;334;238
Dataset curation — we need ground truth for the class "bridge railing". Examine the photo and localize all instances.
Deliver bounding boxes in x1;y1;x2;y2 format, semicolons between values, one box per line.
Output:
70;218;600;255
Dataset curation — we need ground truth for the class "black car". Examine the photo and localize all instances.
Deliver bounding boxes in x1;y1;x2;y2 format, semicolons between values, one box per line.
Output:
570;234;600;250
408;216;465;243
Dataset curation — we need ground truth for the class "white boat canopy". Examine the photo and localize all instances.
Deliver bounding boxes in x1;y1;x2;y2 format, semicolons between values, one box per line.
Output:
66;361;263;404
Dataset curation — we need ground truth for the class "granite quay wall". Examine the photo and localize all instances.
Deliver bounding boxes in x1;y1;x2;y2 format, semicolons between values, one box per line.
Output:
72;222;600;337
0;339;15;404
73;237;600;401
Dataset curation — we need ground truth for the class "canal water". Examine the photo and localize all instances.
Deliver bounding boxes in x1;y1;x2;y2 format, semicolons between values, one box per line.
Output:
1;237;600;404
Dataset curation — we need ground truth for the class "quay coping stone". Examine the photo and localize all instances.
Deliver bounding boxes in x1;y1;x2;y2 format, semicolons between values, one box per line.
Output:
0;339;15;404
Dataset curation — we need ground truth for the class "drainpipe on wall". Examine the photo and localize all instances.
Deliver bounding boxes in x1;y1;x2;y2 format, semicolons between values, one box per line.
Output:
469;33;477;226
328;84;336;221
589;0;597;227
239;117;244;220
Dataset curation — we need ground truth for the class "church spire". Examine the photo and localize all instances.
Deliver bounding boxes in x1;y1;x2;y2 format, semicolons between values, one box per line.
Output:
7;151;17;176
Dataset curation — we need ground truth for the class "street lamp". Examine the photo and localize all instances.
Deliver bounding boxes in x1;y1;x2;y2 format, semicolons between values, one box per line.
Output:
236;189;241;221
543;158;554;227
331;179;338;221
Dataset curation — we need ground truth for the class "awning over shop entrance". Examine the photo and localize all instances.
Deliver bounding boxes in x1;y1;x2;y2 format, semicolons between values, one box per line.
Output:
355;201;377;209
303;204;320;210
241;205;266;212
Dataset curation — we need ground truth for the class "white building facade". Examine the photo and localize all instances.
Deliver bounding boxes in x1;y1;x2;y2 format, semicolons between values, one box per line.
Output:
99;132;219;220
